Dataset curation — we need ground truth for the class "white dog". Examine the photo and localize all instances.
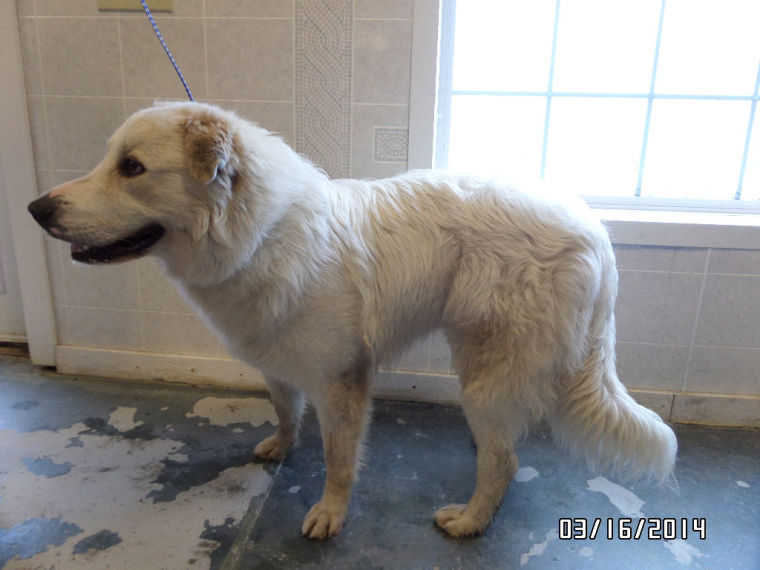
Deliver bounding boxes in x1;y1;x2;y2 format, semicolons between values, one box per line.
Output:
29;102;677;539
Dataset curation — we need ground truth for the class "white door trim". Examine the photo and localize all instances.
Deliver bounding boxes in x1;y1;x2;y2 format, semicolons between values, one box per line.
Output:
0;0;57;364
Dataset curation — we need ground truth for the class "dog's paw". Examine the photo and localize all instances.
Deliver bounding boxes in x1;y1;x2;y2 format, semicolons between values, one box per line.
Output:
301;501;346;539
433;504;486;538
253;434;291;462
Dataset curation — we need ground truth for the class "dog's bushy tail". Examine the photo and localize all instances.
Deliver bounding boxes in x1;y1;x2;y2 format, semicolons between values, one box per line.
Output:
550;277;677;484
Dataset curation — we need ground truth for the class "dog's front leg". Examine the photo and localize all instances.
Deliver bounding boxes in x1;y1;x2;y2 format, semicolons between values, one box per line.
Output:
302;364;371;539
254;378;304;461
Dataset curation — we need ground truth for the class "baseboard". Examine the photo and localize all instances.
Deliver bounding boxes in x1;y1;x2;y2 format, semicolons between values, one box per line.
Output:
55;345;267;391
54;346;760;427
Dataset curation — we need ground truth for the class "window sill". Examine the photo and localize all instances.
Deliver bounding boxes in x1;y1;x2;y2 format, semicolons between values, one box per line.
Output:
596;208;760;249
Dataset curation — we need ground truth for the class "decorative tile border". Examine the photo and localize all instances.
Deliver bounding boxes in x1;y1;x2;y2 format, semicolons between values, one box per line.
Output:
295;0;353;179
374;126;409;162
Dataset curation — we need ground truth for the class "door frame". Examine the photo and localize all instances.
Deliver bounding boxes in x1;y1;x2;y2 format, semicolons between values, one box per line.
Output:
0;0;57;365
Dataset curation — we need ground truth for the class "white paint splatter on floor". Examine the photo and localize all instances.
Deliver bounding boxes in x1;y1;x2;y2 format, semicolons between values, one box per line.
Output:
663;539;706;565
736;480;750;488
586;476;644;517
519;529;558;566
185;397;277;428
288;485;301;494
108;407;143;431
0;419;272;569
579;546;594;558
515;466;539;482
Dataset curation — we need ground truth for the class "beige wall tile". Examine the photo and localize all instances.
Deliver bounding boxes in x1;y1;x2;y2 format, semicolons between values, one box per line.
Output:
696;275;760;347
616;341;688;391
615;270;703;345
43;237;68;307
354;0;413;19
352;20;412;104
120;17;206;99
141;312;221;357
123;97;185;116
612;244;707;273
45;97;124;170
16;0;35;16
63;261;140;310
688;346;760;395
209;100;295;146
206;0;293;17
36;0;201;16
351;104;409;178
37;18;122;96
708;248;760;275
36;0;115;16
26;96;49;171
672;393;760;427
427;330;451;374
206;19;293;101
60;307;142;351
394;337;429;372
628;390;674;422
138;258;194;313
18;18;42;95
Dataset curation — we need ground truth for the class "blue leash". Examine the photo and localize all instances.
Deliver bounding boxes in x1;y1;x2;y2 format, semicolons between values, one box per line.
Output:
140;0;194;101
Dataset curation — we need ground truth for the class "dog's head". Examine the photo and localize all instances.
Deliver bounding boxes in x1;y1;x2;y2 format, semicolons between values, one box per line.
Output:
28;102;243;266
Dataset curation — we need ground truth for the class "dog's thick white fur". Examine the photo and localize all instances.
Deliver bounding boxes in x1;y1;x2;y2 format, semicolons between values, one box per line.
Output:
29;102;677;539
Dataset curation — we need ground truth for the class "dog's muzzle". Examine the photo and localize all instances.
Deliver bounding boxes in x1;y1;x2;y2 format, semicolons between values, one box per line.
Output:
28;195;62;231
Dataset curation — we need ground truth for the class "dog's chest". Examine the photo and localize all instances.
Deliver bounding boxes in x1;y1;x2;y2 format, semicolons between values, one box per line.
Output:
181;274;358;383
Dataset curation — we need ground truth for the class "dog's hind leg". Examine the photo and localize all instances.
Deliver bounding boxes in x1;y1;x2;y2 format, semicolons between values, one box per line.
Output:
254;377;305;461
434;365;525;538
302;362;372;539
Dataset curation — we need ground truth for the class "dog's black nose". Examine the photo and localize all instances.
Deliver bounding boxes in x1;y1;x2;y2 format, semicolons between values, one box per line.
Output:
28;196;58;228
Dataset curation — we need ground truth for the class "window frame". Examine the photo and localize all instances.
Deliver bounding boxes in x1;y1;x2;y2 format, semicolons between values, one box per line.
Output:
409;0;760;218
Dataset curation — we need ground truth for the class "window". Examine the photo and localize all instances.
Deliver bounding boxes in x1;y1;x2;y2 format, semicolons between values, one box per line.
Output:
435;0;760;211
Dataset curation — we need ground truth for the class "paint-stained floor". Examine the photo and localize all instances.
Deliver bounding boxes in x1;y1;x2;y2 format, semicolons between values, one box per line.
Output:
0;355;758;569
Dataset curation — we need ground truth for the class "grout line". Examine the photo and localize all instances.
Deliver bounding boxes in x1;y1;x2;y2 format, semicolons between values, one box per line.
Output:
349;0;355;177
38;94;296;103
618;267;760;278
202;0;209;100
116;13;127;117
292;0;297;154
681;248;712;392
617;268;705;276
32;15;293;21
30;7;55;175
353;17;413;22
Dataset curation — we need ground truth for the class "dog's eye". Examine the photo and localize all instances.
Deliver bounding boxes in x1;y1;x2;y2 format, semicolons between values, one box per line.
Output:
120;157;146;177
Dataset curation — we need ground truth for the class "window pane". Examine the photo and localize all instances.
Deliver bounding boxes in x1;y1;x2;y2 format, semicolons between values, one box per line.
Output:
641;100;750;199
453;0;555;92
544;98;648;196
655;0;760;95
738;109;760;201
553;0;661;94
448;95;546;179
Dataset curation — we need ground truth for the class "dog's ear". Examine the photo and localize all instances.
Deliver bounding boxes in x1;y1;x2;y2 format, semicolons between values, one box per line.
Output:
184;111;234;184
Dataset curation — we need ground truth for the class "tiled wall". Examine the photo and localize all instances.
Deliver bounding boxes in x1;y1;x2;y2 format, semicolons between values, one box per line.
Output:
14;1;760;400
17;0;411;359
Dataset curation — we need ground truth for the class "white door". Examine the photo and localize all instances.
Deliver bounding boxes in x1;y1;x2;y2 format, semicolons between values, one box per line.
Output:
0;159;26;341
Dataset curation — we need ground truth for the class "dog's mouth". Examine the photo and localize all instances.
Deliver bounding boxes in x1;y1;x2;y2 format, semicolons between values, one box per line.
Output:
70;223;165;264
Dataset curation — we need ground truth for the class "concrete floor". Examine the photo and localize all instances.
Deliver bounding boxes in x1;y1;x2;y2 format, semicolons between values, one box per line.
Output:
0;354;758;569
